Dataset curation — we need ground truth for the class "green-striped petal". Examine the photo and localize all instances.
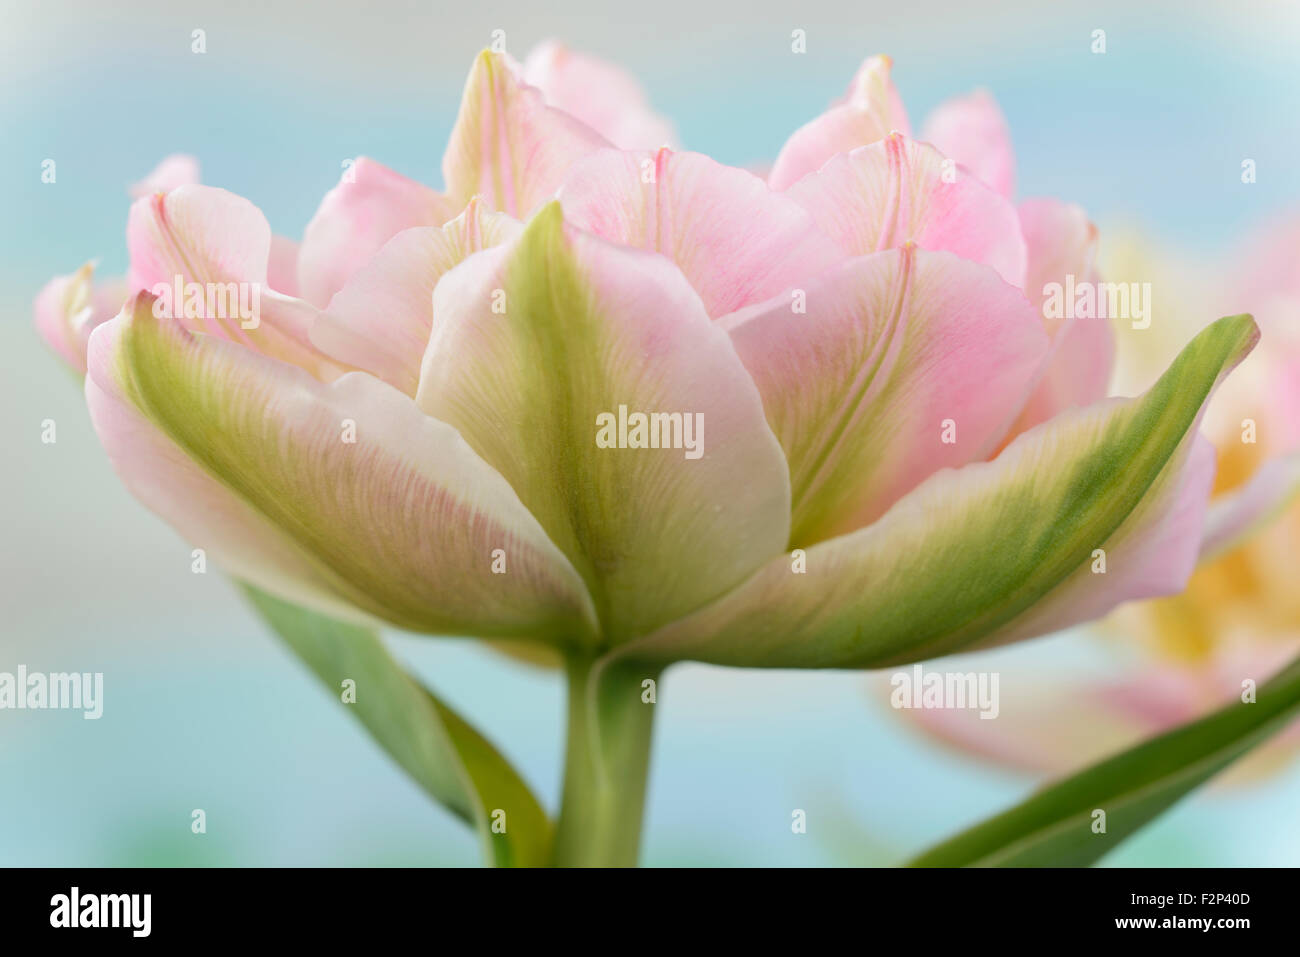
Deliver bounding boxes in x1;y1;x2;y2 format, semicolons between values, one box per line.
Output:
86;293;598;647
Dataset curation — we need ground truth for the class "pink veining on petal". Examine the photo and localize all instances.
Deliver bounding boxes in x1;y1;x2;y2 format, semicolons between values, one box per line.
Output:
559;148;843;317
788;135;1027;287
769;54;911;191
298;157;453;308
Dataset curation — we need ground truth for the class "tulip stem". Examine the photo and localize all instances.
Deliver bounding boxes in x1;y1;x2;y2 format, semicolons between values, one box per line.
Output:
553;653;660;867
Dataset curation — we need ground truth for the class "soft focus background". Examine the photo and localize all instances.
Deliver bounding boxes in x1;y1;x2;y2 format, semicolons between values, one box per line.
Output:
2;0;1298;866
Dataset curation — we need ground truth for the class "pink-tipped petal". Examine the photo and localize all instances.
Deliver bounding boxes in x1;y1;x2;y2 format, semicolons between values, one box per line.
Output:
127;184;269;295
920;90;1016;198
34;263;127;374
769;55;910;191
558;148;843;317
86;293;599;646
267;234;301;296
128;154;201;198
127;184;343;375
724;246;1048;545
522;40;677;150
787;134;1027;286
1009;199;1115;434
442;50;611;218
311;199;523;395
297;158;456;308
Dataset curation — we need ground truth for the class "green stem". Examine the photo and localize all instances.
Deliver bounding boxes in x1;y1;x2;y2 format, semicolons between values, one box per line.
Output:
553;654;660;866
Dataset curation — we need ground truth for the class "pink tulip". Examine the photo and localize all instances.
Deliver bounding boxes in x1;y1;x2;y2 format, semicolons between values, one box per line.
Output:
38;47;1258;672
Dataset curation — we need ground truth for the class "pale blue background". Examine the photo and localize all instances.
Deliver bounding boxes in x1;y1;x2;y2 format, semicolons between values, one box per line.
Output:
2;0;1298;866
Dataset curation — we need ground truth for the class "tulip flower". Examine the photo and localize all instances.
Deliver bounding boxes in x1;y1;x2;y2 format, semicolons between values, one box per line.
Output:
37;43;1277;866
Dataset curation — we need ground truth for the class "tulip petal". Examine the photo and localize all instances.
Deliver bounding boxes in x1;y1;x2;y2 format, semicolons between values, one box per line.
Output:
86;293;599;647
723;246;1048;545
127;184;341;375
984;433;1216;648
1008;199;1114;434
786;134;1027;286
298;157;456;308
128;184;268;294
268;234;301;297
34;262;126;374
558;148;843;317
1201;451;1300;561
311;199;523;395
416;203;792;642
128;154;201;198
620;314;1258;668
442;50;610;218
522;40;677;151
769;55;910;191
920;90;1016;198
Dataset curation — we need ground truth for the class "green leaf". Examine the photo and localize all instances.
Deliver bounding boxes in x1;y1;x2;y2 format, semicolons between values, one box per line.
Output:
908;650;1300;866
243;585;552;867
